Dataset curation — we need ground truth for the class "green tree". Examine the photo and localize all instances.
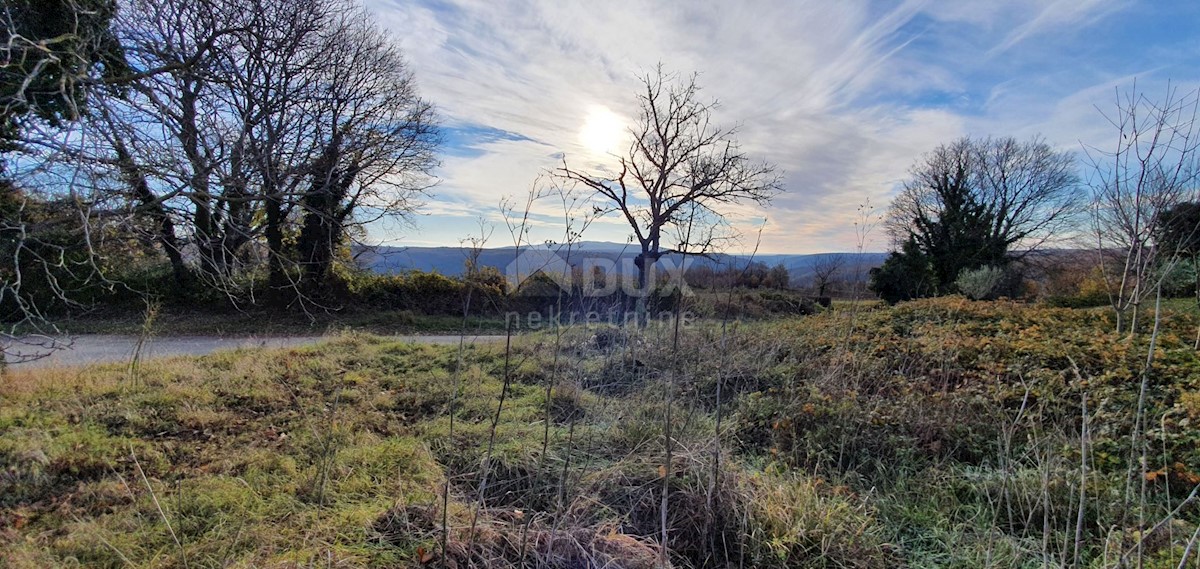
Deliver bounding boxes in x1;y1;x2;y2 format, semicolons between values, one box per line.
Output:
869;236;937;303
911;162;1006;290
872;139;1009;302
874;135;1077;303
1156;202;1200;259
1156;201;1200;301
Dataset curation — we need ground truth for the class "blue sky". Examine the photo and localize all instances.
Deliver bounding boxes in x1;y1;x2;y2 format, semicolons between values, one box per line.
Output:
364;0;1200;253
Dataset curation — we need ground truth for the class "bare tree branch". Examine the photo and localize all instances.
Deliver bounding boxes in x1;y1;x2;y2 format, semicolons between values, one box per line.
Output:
558;65;781;323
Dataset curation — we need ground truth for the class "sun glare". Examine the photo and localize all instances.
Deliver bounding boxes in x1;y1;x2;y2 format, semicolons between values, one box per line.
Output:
578;105;625;156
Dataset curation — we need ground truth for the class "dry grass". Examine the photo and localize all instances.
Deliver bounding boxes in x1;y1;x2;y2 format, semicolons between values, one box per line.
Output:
4;298;1200;567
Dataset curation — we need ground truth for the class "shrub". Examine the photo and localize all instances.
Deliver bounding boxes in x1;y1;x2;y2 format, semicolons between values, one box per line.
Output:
868;238;938;304
954;265;1008;300
1042;266;1110;308
1160;258;1198;298
744;469;893;568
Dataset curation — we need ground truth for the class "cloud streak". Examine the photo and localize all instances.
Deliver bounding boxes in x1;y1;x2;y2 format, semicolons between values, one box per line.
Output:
366;0;1195;253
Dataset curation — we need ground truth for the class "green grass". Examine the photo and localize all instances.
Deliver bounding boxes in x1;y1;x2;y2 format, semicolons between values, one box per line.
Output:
0;336;551;567
4;298;1200;568
1160;296;1200;317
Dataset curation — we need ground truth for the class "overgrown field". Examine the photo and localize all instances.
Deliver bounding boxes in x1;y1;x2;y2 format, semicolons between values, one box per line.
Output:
3;297;1200;568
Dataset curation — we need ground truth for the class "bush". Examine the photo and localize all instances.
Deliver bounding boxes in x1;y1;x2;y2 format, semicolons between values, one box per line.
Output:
342;269;511;315
953;265;1017;300
1042;266;1111;308
955;265;1004;300
1160;258;1198;298
868;238;937;304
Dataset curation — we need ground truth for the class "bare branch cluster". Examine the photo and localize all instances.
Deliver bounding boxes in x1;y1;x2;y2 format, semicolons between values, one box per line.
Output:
1086;84;1200;334
99;0;437;304
559;66;781;297
887;135;1082;256
810;253;845;297
2;0;437;361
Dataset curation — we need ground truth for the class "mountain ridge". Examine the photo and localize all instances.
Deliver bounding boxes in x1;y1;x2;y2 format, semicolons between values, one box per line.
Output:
353;242;889;282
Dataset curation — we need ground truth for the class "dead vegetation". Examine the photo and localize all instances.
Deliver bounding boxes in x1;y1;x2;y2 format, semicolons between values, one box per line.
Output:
3;297;1200;567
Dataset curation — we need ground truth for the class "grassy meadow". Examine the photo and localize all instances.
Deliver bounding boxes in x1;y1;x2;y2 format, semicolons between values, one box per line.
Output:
3;297;1200;568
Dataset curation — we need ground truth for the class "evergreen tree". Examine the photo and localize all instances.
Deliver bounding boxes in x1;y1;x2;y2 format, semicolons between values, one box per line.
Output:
869;235;937;303
871;140;1010;302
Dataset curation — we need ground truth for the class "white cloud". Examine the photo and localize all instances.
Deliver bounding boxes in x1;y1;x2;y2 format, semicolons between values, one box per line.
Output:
365;0;1169;253
987;0;1129;56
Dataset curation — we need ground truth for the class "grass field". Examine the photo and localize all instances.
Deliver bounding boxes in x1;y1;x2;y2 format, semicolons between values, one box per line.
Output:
33;288;828;338
3;297;1200;567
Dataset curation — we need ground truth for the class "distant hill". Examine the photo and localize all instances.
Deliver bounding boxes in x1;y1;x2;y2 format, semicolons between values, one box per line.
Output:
353;242;888;285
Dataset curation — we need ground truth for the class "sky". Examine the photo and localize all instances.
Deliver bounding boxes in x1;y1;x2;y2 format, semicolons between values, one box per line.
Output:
364;0;1200;254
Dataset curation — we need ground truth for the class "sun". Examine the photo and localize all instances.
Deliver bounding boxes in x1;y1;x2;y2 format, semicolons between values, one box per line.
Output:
578;105;625;157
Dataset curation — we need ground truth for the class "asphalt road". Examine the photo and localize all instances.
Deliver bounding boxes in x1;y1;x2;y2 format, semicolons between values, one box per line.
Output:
3;334;504;368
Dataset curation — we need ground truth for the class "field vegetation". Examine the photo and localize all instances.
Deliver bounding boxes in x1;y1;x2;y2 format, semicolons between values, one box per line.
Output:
5;1;1200;568
4;297;1200;568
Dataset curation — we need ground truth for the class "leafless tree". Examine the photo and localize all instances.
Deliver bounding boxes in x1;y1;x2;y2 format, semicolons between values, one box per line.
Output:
811;253;845;297
292;5;437;296
2;0;437;364
100;0;436;304
886;135;1082;256
559;66;781;322
1086;84;1200;335
101;0;257;290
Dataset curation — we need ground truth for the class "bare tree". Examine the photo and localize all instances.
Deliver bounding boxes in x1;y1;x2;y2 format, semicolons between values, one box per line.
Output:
292;5;437;296
2;0;437;364
1;0;134;365
559;66;780;322
811;253;845;297
105;0;255;288
1087;84;1200;335
100;0;436;304
975;136;1082;253
887;135;1081;256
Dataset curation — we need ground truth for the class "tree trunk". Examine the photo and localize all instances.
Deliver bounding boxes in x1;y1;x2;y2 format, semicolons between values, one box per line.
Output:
634;246;663;328
179;83;223;279
297;205;336;294
264;191;288;306
219;141;251;271
114;140;189;288
297;137;352;296
634;252;648;327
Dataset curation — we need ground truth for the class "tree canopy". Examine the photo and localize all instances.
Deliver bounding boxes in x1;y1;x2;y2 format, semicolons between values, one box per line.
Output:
559;66;780;316
1157;201;1200;256
872;136;1079;302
